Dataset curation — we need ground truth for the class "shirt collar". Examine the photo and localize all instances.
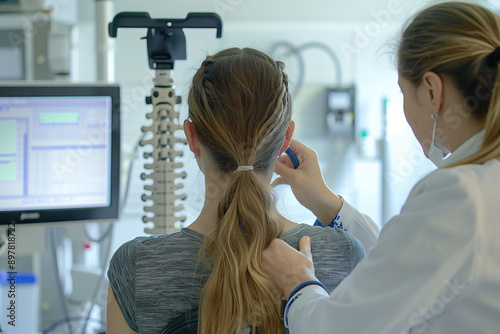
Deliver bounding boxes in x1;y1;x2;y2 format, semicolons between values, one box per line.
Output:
440;130;485;167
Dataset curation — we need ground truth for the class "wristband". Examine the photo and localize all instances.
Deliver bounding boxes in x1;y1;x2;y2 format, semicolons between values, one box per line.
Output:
287;280;328;302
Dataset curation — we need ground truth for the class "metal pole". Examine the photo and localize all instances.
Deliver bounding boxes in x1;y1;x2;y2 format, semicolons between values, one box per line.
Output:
94;2;115;330
95;0;115;82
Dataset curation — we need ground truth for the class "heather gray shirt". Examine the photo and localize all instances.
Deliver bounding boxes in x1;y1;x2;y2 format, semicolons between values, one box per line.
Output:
107;224;365;333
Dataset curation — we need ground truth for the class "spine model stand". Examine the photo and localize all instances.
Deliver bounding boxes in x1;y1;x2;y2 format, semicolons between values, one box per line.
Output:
141;69;186;234
109;12;222;234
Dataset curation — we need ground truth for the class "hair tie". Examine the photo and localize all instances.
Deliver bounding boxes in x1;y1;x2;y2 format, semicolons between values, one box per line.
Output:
486;47;500;69
234;165;253;173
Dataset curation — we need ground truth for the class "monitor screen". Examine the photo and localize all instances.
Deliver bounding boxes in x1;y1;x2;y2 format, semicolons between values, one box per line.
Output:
0;84;120;225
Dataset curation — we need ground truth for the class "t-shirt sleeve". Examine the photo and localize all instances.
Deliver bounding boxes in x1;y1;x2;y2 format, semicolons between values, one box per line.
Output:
107;238;141;332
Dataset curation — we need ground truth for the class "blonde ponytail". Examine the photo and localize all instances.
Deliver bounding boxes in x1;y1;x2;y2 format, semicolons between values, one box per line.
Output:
188;48;292;333
199;171;283;333
459;65;500;165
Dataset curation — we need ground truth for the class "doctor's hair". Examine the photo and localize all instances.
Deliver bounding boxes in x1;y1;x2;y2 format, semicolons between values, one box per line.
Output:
188;47;291;333
398;1;500;166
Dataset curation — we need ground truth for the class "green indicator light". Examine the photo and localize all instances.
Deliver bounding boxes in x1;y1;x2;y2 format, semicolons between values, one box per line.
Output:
361;130;367;138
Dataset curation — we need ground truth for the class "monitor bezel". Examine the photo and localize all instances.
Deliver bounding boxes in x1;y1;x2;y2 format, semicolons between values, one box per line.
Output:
0;83;120;225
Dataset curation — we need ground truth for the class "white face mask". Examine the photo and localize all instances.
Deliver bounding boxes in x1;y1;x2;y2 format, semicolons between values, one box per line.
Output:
428;114;451;167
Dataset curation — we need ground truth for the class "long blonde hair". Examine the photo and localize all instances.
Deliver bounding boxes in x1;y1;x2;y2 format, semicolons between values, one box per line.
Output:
188;48;292;333
398;2;500;166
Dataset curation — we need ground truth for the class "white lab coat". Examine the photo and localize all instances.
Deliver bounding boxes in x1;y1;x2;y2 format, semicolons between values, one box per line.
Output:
285;133;500;333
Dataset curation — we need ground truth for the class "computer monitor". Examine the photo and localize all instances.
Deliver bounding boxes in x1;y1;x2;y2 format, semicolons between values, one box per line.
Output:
0;83;120;225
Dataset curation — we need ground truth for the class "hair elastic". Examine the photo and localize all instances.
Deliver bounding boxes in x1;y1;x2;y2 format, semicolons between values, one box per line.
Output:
234;165;254;173
486;47;500;69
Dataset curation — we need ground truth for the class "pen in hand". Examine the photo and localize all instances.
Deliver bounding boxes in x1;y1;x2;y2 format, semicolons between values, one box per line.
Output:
285;147;299;169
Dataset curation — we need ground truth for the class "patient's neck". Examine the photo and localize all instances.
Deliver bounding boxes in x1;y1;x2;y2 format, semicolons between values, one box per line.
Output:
187;171;296;236
188;201;219;236
187;169;229;235
188;200;297;236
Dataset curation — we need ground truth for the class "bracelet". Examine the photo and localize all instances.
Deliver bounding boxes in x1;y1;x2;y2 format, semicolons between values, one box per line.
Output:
287;280;328;302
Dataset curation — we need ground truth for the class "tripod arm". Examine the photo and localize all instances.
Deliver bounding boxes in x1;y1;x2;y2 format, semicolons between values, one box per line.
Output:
109;12;222;69
109;12;222;38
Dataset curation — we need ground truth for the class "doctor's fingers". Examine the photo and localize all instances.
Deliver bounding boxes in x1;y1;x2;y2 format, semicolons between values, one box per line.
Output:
263;238;318;298
274;155;296;182
289;139;318;162
298;236;313;262
263;238;315;277
262;239;294;276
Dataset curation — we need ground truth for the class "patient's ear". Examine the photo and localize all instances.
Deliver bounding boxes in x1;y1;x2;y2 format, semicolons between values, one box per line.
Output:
279;121;295;155
184;119;200;157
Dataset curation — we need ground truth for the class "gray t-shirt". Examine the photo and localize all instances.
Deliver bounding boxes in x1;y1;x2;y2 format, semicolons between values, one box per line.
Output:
107;224;365;333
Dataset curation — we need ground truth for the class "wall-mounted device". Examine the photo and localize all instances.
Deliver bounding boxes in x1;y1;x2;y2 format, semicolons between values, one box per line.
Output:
0;84;120;225
326;85;355;138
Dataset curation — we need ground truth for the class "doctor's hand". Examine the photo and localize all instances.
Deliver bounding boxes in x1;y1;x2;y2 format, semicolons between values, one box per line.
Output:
263;236;318;300
273;139;343;226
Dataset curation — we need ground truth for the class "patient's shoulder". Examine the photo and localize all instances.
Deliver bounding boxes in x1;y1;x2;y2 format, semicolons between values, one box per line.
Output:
110;228;205;270
281;224;365;268
281;224;365;292
281;224;357;249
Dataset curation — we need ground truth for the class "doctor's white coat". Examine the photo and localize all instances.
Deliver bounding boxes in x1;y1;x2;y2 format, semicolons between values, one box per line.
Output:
285;158;500;333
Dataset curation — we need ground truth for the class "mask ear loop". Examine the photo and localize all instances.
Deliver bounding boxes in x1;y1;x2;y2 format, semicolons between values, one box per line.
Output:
431;114;438;144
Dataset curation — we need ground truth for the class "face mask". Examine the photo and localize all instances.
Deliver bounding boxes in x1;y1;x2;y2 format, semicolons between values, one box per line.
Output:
428;114;450;167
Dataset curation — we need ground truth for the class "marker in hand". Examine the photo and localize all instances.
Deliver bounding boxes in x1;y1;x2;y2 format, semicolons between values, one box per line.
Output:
272;145;300;188
285;147;299;169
